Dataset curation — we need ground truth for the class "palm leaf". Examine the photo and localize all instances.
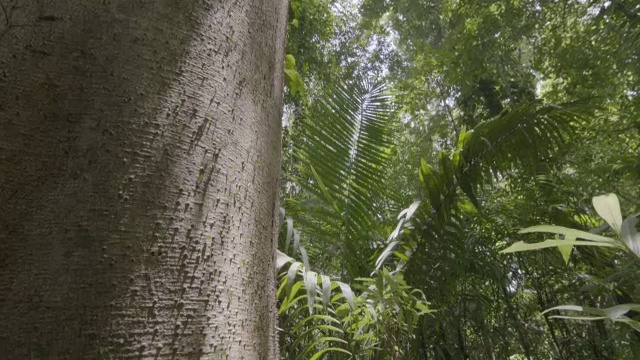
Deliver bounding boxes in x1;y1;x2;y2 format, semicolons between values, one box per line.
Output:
457;101;588;205
290;79;393;278
376;101;591;269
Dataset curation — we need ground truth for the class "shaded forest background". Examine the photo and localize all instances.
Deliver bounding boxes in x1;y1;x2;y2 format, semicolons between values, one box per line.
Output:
276;0;640;358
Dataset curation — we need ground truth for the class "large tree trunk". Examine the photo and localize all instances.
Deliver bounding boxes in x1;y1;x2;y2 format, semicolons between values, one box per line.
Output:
0;0;288;358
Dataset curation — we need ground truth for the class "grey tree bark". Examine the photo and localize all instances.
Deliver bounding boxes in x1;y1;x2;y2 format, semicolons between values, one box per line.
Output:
0;0;288;358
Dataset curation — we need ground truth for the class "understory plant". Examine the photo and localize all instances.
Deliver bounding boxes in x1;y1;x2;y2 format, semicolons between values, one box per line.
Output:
275;213;432;359
501;193;640;331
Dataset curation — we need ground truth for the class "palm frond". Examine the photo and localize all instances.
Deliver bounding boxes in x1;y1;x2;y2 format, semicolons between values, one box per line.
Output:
376;101;592;269
289;79;393;277
458;101;589;206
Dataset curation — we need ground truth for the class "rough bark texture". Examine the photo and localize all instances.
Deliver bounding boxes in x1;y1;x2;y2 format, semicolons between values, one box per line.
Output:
0;0;287;358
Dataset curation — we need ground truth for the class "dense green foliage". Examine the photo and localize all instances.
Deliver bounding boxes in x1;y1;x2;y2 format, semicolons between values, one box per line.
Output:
279;0;640;358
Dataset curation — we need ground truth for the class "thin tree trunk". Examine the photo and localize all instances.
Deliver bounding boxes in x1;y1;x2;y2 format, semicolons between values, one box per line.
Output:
0;0;288;358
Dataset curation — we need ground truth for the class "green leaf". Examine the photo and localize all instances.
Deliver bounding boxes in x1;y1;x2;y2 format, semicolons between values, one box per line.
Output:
308;165;339;213
304;271;318;314
288;281;304;303
542;303;640;320
287;262;302;293
617;318;640;332
284;68;304;96
389;219;405;241
500;239;621;254
285;216;294;253
557;235;575;265
398;200;421;220
518;225;617;243
292;80;392;277
541;304;587;314
393;251;410;262
457;129;473;151
276;274;287;299
375;241;399;270
621;216;640;257
299;247;310;272
592;193;623;233
601;304;640;320
337;281;355;309
353;333;376;342
419;159;442;211
276;250;293;271
283;53;303;95
284;54;296;70
549;315;609;321
308;347;352;360
293;228;301;253
321;274;331;306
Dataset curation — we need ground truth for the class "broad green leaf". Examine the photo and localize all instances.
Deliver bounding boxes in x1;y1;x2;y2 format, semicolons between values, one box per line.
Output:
398;200;421;220
375;241;399;270
501;239;621;254
276;250;293;272
419;159;442;210
617;318;640;331
592;193;623;233
549;315;609;321
284;54;296;70
288;281;304;303
320;275;332;306
393;251;410;262
388;219;405;241
621;216;640;257
284;68;304;96
457;129;473;149
287;262;302;293
452;149;462;169
557;235;575;265
304;271;318;314
542;304;640;320
601;304;640;320
337;281;355;309
293;229;301;252
415;302;432;314
541;305;593;315
298;243;310;272
518;225;616;243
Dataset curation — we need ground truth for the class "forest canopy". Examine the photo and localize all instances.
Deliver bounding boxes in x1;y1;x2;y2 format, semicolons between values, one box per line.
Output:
277;0;640;358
